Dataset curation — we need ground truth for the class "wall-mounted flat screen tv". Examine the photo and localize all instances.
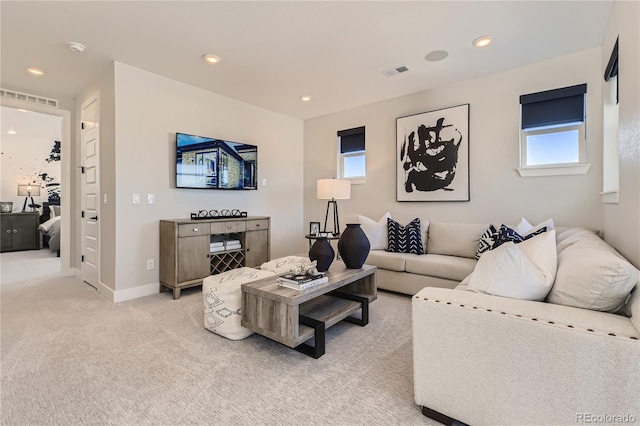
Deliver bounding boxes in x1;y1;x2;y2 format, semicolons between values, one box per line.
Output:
176;132;258;190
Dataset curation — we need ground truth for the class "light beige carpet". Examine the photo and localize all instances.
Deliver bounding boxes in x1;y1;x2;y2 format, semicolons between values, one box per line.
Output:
1;251;436;425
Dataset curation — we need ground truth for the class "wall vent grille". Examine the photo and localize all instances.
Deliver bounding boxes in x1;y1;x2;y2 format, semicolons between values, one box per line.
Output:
383;64;410;77
0;88;58;108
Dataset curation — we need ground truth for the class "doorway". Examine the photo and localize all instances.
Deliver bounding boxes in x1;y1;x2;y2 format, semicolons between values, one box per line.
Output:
0;98;71;276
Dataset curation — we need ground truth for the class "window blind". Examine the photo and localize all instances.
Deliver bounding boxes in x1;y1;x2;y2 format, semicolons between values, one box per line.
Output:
520;84;587;130
338;126;365;153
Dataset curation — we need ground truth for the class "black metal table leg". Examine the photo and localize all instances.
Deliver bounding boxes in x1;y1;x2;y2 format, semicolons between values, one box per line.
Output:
328;291;369;326
295;315;325;358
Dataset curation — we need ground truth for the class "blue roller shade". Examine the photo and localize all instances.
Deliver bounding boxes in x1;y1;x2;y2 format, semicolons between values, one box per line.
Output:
520;84;587;130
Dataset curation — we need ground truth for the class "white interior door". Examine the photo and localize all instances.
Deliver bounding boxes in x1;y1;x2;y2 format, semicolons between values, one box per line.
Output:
81;93;100;288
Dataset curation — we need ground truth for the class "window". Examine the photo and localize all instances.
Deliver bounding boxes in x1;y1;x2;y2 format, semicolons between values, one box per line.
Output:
602;37;619;203
518;83;590;177
337;126;365;183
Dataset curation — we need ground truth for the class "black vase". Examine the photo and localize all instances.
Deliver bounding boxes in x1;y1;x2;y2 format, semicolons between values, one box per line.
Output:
309;237;334;272
338;223;370;269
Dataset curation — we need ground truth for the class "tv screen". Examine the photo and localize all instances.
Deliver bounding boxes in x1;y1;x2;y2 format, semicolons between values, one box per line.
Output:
176;132;258;190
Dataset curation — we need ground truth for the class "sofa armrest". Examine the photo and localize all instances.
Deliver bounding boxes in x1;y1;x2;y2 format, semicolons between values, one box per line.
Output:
412;287;640;425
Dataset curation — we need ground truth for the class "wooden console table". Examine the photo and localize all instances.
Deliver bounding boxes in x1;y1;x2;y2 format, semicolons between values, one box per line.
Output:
159;216;270;299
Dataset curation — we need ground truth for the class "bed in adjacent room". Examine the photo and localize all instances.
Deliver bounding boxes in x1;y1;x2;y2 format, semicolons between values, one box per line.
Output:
39;201;61;256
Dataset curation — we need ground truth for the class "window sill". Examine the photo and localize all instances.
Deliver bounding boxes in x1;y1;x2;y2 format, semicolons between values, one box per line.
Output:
345;177;366;185
517;163;590;177
600;190;619;204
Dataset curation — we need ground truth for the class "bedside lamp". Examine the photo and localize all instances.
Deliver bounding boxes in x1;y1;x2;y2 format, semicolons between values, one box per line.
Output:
317;179;351;236
18;184;40;212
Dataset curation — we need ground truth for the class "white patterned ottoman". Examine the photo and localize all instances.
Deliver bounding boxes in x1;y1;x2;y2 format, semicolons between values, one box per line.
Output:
203;267;275;340
260;255;311;274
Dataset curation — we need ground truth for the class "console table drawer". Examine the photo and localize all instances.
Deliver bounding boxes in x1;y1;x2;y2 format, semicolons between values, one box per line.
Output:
246;219;269;230
211;221;246;234
178;224;210;237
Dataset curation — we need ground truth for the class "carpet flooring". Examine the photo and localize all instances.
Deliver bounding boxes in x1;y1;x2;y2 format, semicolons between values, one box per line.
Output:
1;250;436;425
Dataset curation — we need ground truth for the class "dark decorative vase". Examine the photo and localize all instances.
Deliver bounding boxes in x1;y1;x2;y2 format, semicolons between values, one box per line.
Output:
338;223;370;269
309;237;334;272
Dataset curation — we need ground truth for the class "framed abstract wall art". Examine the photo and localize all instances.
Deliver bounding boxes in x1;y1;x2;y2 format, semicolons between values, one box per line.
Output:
396;104;469;201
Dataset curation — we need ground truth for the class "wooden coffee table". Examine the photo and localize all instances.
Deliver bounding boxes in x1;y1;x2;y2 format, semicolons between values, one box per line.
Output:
241;263;377;358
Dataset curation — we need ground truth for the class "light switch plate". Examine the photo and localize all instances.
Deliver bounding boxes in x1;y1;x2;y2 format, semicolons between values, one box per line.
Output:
148;193;155;204
133;193;140;204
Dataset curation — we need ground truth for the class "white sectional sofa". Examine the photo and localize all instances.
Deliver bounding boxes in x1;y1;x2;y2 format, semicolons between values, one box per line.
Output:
364;219;488;294
410;227;640;425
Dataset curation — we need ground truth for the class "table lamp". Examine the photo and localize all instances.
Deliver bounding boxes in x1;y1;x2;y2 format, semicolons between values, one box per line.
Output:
317;179;351;236
18;184;40;212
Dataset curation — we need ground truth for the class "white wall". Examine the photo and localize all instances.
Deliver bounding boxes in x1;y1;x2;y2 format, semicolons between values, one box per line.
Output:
305;48;604;233
111;63;304;295
601;0;640;267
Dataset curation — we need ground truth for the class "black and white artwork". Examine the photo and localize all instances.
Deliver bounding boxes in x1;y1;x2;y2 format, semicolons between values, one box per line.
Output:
396;104;469;201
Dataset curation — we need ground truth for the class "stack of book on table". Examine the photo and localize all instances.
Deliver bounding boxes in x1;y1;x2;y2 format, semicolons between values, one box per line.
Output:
277;272;328;290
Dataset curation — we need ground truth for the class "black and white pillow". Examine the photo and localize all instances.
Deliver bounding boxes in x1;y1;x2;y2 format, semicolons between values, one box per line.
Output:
386;218;424;255
475;224;500;259
475;224;547;259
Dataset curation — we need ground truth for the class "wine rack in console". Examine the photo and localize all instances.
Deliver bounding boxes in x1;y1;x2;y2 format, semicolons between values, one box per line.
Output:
159;216;270;299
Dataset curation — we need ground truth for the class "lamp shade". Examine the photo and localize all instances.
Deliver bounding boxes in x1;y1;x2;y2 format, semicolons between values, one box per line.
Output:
17;184;41;196
317;179;351;200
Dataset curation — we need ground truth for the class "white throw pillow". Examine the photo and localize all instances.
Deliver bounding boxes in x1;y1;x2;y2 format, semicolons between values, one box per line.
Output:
468;230;557;301
359;212;391;250
515;217;555;236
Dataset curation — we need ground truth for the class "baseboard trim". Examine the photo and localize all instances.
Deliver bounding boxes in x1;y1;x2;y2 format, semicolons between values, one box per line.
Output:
113;282;160;303
72;268;82;280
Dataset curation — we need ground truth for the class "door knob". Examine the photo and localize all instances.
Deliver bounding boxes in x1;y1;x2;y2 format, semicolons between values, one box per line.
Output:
90;216;98;220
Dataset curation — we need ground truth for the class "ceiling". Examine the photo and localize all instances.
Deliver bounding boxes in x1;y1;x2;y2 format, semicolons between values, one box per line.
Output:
1;1;613;120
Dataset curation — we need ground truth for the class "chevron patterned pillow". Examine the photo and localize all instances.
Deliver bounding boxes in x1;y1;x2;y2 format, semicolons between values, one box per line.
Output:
386;218;424;254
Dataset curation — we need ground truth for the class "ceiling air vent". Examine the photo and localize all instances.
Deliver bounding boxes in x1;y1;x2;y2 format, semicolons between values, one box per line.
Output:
383;64;410;77
0;88;58;108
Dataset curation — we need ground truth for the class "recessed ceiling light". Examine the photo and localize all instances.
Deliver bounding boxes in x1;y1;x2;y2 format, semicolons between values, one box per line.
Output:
17;109;29;113
27;67;44;76
425;50;449;62
202;54;221;64
473;36;493;48
7;130;17;135
300;95;312;102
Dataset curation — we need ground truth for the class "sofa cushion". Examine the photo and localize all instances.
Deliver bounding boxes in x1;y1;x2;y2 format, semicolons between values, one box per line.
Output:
468;231;557;301
359;212;391;250
365;250;408;272
387;218;424;254
428;221;489;259
405;254;477;282
547;231;639;313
